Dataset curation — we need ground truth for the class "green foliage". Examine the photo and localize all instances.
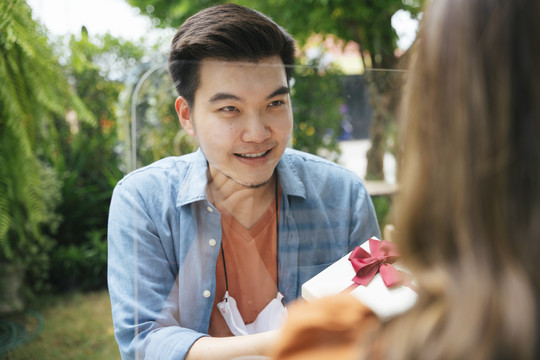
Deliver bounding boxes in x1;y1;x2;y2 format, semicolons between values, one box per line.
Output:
50;230;108;291
117;62;197;170
242;0;418;68
126;0;423;67
0;0;94;298
0;0;145;296
68;32;145;79
0;148;61;294
291;58;343;161
126;0;220;28
44;32;144;292
135;65;198;165
49;123;121;257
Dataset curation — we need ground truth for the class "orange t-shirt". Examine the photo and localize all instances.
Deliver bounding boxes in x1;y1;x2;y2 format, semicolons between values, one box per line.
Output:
208;194;280;337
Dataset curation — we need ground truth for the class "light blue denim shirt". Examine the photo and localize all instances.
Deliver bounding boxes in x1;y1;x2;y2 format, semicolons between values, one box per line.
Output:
108;148;380;359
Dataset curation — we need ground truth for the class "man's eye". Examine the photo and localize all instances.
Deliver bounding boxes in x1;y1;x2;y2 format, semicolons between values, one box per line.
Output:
220;106;238;112
268;100;285;108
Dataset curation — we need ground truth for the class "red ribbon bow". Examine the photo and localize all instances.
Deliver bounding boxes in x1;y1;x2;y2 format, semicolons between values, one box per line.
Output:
348;238;402;288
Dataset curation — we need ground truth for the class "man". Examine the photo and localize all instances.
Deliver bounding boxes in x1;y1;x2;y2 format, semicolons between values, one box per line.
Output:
108;4;380;360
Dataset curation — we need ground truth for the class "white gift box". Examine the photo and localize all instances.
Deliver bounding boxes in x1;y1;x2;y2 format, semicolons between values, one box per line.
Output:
302;237;417;320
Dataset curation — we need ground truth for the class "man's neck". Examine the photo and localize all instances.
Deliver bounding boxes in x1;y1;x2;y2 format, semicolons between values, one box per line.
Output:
207;171;277;229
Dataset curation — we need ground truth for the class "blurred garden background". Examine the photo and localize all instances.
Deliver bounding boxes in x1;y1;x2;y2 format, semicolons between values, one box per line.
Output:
0;0;422;358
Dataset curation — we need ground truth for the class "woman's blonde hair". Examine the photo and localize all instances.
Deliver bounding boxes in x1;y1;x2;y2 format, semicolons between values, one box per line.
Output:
380;0;540;358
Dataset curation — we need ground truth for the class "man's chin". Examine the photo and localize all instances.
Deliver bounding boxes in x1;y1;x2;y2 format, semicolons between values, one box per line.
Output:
224;171;275;189
232;175;273;189
207;162;276;189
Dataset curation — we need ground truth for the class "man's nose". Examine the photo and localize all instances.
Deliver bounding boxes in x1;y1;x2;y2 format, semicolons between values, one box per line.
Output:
241;115;271;143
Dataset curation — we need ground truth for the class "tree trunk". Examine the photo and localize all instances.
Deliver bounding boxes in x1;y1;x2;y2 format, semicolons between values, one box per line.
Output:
365;71;394;180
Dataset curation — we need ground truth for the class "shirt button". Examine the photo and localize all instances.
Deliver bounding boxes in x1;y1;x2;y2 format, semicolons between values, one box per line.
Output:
209;239;217;247
203;290;211;298
207;206;214;213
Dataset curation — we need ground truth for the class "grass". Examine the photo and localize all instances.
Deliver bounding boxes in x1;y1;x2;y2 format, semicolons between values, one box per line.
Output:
2;290;120;360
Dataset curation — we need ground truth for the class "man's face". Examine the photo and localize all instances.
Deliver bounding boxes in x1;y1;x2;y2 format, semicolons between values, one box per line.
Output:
177;56;293;188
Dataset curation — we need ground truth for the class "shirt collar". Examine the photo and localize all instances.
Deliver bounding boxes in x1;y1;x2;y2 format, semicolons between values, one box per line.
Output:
276;148;306;200
176;147;307;208
176;148;209;207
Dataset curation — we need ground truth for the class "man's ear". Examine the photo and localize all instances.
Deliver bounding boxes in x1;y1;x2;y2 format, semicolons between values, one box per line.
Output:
175;96;195;137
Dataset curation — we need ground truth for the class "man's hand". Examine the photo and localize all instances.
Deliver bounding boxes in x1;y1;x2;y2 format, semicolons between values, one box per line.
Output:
186;329;280;360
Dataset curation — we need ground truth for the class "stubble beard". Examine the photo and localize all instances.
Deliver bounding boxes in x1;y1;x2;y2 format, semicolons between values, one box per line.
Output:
213;165;275;189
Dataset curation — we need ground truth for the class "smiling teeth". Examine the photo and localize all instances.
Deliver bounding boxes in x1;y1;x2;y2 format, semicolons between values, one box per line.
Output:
239;151;267;158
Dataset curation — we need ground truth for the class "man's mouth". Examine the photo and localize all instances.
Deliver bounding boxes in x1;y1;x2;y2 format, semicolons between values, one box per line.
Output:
235;149;271;158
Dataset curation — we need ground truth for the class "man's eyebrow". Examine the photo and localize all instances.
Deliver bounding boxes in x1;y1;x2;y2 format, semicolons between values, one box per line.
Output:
208;86;290;103
266;86;290;100
209;93;243;103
